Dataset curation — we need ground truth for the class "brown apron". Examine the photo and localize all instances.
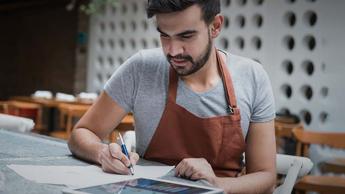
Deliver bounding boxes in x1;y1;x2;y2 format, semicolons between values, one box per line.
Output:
144;50;246;177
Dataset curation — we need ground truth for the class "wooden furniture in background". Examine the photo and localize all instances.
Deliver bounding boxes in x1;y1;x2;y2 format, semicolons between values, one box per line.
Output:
319;158;345;175
50;103;91;140
9;96;135;142
292;127;345;194
109;114;134;143
11;96;93;107
275;114;302;154
11;96;93;132
0;100;44;132
50;103;134;142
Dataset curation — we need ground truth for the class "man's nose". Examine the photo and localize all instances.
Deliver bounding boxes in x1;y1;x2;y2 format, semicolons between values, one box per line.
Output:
167;40;184;57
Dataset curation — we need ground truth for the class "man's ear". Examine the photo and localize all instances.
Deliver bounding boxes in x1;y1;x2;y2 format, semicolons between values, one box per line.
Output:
210;14;223;38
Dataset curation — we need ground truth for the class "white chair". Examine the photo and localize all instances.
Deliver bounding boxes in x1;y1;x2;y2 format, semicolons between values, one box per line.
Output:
121;131;313;194
274;154;313;194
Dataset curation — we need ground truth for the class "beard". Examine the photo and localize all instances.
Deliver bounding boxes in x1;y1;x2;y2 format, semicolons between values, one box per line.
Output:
167;33;212;76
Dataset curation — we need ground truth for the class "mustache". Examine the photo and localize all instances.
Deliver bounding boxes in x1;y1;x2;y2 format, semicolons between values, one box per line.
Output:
167;54;193;62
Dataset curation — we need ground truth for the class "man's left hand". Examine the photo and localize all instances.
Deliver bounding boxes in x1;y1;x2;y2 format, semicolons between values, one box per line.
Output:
175;158;217;182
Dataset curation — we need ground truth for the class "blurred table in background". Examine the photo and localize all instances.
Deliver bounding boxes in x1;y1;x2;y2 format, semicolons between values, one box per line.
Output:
11;96;93;107
10;96;93;133
10;96;134;141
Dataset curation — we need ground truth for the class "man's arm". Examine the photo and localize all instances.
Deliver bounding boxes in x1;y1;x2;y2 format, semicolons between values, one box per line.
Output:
68;91;139;174
175;120;276;194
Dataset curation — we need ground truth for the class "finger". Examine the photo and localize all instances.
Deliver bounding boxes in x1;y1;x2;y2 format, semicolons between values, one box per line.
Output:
190;171;202;180
108;143;122;159
175;161;183;176
184;165;195;178
102;156;130;174
175;160;188;177
109;143;131;167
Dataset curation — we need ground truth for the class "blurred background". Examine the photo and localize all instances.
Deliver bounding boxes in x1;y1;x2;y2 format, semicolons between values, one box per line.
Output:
1;0;345;193
1;0;344;131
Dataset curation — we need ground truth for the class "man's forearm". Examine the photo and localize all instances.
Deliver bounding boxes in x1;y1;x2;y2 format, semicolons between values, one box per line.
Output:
211;171;276;194
68;128;106;164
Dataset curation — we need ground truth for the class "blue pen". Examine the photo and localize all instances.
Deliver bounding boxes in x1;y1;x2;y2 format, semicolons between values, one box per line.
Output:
119;133;134;175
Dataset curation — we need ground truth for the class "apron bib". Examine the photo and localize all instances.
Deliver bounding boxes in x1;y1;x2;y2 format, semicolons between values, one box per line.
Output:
144;50;245;177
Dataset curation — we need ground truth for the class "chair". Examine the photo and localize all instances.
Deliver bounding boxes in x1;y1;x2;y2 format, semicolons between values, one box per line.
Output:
292;127;345;194
50;103;90;140
0;100;44;132
274;154;313;194
275;113;303;154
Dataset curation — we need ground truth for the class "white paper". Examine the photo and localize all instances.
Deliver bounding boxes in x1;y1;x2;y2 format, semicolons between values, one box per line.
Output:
7;164;174;188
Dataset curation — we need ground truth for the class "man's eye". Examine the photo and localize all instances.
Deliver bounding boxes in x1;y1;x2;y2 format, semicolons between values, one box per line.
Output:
160;34;169;38
181;35;193;39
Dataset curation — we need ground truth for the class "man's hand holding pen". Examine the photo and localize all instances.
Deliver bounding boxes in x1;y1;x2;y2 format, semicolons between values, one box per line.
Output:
98;140;139;175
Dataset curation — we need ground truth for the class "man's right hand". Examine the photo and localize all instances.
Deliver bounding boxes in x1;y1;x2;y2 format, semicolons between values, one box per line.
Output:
98;143;139;174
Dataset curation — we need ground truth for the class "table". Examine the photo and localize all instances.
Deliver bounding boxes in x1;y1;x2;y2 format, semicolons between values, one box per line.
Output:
11;96;93;107
11;96;93;132
0;129;215;194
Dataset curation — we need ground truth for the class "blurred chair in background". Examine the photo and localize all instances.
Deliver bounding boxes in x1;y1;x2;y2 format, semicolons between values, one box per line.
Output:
50;103;90;140
274;154;313;194
0;100;44;132
292;127;345;194
275;113;303;155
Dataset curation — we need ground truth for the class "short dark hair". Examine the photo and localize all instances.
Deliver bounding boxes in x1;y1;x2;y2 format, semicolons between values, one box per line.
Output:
146;0;220;25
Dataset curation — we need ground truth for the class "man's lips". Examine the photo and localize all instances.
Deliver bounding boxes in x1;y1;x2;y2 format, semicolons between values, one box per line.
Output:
171;58;188;66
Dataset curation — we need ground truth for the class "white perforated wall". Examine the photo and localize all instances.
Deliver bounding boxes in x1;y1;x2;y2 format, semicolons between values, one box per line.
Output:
87;0;345;131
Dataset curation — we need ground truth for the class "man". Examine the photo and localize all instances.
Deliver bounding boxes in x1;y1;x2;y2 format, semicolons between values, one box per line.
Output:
68;0;276;193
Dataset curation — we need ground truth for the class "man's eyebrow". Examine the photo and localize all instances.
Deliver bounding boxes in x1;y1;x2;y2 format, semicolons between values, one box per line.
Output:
176;30;197;37
156;27;197;37
157;27;168;36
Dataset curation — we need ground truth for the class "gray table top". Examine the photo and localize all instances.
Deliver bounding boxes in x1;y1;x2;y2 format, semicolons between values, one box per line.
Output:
0;129;216;194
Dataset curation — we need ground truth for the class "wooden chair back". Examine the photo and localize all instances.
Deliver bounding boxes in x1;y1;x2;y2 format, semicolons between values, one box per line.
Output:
292;127;345;194
275;114;302;154
50;103;91;140
293;127;345;156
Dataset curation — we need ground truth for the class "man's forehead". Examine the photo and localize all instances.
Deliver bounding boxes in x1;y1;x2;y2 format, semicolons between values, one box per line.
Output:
154;8;205;36
155;5;203;25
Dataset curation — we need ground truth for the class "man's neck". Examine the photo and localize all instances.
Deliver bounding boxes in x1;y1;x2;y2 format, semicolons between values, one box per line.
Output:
180;48;222;93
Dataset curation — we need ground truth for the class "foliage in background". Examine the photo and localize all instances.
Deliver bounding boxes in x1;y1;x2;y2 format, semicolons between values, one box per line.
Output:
80;0;118;15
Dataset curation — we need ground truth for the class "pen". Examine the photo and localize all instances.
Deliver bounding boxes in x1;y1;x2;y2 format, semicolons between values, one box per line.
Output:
118;133;134;175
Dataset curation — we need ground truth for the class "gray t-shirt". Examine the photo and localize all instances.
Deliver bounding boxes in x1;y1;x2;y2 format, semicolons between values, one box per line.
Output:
104;48;275;156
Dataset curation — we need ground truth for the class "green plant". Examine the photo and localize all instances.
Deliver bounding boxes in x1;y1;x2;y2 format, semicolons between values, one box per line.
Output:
80;0;119;15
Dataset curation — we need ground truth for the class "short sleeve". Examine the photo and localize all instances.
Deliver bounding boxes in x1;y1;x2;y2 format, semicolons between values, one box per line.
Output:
104;52;143;112
250;64;276;122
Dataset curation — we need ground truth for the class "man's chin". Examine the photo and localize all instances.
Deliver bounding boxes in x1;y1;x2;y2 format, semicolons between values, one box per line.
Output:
174;68;194;76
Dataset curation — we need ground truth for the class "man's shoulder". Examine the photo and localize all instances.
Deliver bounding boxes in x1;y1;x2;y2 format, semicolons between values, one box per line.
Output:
226;52;261;68
124;48;167;73
124;48;169;82
138;48;166;62
225;52;267;76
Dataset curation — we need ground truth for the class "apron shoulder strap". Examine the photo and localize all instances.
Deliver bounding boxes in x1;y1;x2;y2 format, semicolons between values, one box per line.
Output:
216;50;238;113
